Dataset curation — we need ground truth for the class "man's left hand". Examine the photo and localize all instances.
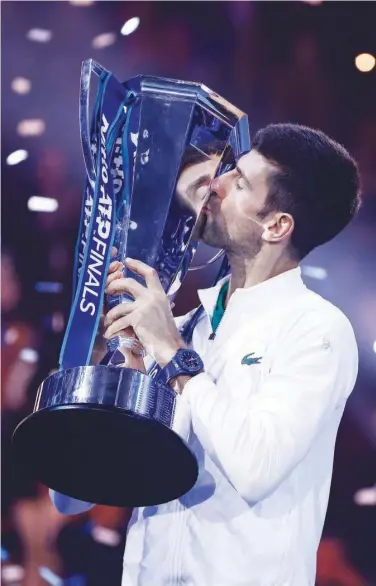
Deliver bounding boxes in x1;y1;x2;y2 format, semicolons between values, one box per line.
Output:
104;258;186;367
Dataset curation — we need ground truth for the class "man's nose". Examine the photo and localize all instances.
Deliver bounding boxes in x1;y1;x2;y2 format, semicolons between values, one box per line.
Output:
210;172;231;200
210;177;220;193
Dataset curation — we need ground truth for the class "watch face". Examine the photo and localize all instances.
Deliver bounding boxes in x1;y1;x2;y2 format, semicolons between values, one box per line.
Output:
179;349;202;371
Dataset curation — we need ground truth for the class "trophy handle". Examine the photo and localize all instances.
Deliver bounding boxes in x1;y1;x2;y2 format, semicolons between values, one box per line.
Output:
79;59;109;186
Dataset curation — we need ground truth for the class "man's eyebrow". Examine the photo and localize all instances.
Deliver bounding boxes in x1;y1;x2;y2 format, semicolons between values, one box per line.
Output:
236;166;253;190
187;173;212;197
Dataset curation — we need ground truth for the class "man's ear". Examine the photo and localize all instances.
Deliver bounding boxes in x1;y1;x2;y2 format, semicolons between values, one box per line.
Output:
262;213;294;244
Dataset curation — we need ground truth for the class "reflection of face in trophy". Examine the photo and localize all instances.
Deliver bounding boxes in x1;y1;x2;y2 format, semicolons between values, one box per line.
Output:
175;151;220;241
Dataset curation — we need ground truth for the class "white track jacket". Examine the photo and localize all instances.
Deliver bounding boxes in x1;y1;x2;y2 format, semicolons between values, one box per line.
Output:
51;267;358;586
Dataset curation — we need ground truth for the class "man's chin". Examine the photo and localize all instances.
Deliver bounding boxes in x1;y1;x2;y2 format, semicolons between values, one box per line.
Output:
199;228;225;248
191;213;226;248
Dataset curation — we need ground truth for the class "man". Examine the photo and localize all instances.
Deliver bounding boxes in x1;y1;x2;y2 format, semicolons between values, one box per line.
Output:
51;124;361;586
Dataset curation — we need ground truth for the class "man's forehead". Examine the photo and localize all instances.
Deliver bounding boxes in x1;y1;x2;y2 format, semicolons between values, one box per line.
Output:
237;149;272;178
182;156;219;181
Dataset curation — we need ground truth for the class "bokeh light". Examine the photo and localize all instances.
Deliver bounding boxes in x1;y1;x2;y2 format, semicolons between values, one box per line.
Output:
355;53;375;73
26;28;52;43
11;77;32;95
92;32;116;49
69;0;94;5
27;196;59;212
121;17;140;36
6;149;28;165
17;119;46;137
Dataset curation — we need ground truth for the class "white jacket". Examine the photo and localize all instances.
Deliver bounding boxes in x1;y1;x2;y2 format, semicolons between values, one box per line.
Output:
51;267;358;586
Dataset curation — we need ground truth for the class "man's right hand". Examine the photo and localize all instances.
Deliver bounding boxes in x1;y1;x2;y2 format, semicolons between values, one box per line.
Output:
105;248;135;341
102;249;146;372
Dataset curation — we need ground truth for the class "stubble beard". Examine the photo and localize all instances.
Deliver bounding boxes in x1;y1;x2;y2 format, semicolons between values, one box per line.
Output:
200;213;264;259
199;214;231;249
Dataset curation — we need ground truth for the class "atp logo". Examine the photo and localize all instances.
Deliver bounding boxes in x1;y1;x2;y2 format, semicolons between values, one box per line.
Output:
241;352;262;366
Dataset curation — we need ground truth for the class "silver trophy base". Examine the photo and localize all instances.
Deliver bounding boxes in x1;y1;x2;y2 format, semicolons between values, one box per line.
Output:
12;365;198;507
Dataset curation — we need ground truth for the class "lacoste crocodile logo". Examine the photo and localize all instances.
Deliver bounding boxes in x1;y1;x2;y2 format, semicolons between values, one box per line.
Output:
241;352;262;366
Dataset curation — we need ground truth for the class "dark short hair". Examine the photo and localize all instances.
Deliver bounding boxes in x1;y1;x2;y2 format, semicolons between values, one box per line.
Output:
253;123;362;259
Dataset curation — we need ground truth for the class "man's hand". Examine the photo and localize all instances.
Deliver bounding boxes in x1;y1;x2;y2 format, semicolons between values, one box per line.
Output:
104;258;186;367
90;249;123;364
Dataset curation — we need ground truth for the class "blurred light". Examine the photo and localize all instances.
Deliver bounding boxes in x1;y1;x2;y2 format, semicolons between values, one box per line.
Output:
121;17;140;36
4;327;19;345
27;28;52;43
129;220;138;230
28;196;59;212
355;53;375;73
92;32;116;49
6;149;28;165
300;0;324;4
354;484;376;506
11;77;32;94
373;340;376;353
19;348;39;364
1;547;9;562
52;312;65;332
1;565;25;582
17;119;46;137
69;0;94;5
302;265;328;280
39;567;63;586
35;282;63;293
91;526;121;547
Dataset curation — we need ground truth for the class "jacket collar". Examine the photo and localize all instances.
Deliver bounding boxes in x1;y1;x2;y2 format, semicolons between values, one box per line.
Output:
197;267;307;319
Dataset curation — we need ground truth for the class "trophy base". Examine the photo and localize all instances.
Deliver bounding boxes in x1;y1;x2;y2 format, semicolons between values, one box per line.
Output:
12;366;198;507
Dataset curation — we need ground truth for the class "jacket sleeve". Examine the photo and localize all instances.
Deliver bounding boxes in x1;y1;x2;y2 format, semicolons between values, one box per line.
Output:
182;311;358;504
49;489;96;515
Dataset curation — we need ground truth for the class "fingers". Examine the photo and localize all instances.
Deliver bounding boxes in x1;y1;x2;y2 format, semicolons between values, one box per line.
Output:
106;277;146;299
106;260;123;290
125;258;162;292
104;301;135;329
106;268;123;289
106;270;123;288
111;246;118;259
109;260;123;274
104;315;132;339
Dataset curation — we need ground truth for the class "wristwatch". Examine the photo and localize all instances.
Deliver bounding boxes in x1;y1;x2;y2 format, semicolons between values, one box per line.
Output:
159;348;204;385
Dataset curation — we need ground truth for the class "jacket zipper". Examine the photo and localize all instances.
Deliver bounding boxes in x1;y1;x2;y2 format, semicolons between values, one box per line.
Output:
208;295;232;341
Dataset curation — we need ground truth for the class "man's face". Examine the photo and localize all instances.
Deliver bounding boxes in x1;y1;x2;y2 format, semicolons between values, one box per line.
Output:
199;150;277;256
175;155;220;240
176;155;220;214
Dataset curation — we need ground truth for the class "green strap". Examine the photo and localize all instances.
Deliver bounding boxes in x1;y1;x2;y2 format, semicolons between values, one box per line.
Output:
211;281;229;334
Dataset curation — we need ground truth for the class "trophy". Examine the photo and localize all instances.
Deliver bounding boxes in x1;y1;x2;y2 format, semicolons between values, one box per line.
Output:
13;60;250;507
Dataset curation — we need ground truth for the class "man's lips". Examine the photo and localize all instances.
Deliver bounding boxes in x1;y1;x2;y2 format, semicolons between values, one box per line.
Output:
201;194;217;214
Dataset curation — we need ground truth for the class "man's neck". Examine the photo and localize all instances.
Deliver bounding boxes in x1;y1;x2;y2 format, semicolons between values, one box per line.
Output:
225;252;298;308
